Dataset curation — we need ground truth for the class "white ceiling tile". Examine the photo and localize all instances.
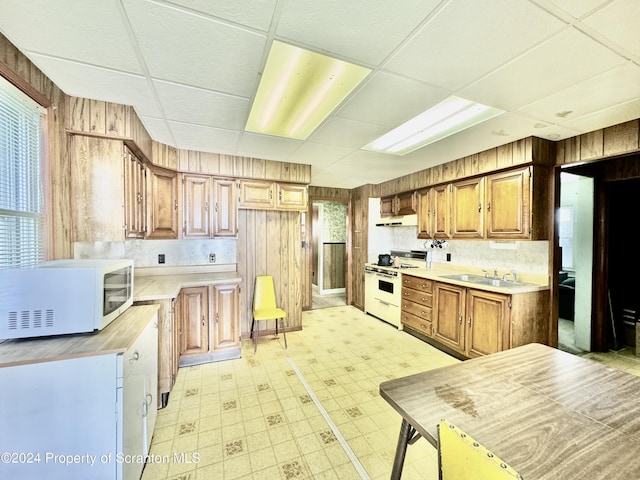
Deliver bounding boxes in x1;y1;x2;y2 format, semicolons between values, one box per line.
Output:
385;0;566;90
287;142;352;167
534;0;612;18
168;121;240;152
235;132;302;160
168;0;278;31
582;0;640;57
154;80;250;130
0;0;142;73
460;28;627;111
308;117;387;150
139;116;175;146
336;72;449;128
519;62;640;124
25;53;162;116
275;0;442;65
558;98;640;132
123;0;267;96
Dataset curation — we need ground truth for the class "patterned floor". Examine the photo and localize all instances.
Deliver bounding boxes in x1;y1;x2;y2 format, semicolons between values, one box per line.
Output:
142;306;640;480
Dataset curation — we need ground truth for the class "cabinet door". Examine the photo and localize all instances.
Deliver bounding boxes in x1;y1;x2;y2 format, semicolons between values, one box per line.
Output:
183;174;211;238
124;147;147;239
211;284;240;350
433;282;466;352
179;286;209;356
396;191;417;215
277;183;308;211
486;167;531;239
148;166;180;239
380;196;395;216
213;178;238;236
238;180;274;209
466;290;510;358
417;189;432;239
452;177;484;238
432;184;451;238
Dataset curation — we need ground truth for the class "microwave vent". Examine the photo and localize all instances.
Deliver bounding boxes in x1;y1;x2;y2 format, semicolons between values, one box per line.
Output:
7;309;54;331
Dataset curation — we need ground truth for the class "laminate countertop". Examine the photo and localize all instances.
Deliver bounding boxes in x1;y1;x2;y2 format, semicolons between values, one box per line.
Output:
368;262;549;294
0;305;159;368
134;271;242;301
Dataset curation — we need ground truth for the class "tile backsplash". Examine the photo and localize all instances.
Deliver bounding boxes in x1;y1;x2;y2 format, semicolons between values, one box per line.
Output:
74;239;237;268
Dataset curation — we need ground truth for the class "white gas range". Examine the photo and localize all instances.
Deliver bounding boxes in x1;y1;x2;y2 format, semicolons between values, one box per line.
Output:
364;250;425;328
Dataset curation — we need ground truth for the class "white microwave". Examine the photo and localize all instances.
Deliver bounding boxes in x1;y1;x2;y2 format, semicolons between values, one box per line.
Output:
0;259;134;339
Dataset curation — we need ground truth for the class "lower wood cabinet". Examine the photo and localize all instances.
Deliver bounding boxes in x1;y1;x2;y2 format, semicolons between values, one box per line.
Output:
179;283;241;366
403;275;550;358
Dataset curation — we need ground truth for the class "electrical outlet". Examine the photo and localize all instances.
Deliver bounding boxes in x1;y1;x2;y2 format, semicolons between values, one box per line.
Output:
158;254;165;264
209;253;216;263
446;253;452;262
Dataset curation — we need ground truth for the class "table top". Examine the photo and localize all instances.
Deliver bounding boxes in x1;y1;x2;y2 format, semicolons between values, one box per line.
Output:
380;343;640;480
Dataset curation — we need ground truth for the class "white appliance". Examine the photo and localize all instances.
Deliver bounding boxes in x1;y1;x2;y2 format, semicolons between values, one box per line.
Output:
364;265;402;327
0;259;133;339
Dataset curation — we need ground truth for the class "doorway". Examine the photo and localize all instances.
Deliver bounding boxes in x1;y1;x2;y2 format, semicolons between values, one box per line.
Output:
311;200;347;309
558;172;593;354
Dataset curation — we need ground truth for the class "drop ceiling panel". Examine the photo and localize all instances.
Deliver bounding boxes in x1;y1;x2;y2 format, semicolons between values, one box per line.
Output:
154;80;250;130
519;62;640;125
460;28;627;111
168;0;278;31
558;98;640;132
140;116;174;146
582;0;640;57
287;142;352;167
385;0;567;91
537;0;611;18
0;0;142;73
123;0;267;96
307;117;387;150
25;53;161;117
335;72;449;129
275;0;442;66
235;132;302;160
168;121;240;152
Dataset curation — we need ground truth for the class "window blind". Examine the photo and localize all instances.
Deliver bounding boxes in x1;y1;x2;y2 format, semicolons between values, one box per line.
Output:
0;77;46;269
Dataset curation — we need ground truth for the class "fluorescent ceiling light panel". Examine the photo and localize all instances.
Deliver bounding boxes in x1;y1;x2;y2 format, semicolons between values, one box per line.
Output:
364;96;504;155
246;41;371;140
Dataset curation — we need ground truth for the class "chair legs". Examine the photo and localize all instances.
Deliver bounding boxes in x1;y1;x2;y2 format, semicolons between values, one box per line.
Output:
250;317;287;354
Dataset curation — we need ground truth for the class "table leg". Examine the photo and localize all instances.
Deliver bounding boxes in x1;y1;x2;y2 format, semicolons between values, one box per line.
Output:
391;418;415;480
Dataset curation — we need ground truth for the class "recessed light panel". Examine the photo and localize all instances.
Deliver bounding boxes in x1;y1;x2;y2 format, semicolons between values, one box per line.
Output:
246;41;371;140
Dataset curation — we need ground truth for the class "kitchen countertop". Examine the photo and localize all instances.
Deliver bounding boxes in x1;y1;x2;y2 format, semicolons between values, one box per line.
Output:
367;262;549;294
0;305;159;368
134;271;242;301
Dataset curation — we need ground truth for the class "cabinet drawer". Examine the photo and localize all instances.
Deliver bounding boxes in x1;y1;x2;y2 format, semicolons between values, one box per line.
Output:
402;275;433;293
402;287;433;307
401;311;432;336
402;299;432;321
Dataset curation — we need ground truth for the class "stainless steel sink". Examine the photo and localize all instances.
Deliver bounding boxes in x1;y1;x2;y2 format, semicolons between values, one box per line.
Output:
439;274;536;288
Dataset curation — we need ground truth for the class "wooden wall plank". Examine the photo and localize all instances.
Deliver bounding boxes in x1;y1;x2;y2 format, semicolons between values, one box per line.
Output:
604;120;639;157
580;130;604;160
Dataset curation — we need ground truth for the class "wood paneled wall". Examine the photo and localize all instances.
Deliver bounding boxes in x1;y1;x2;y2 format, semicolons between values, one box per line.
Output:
236;209;302;336
0;33;70;260
556;119;640;166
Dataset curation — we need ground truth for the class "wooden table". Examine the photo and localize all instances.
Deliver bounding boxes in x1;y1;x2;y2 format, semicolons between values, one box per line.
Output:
380;343;640;480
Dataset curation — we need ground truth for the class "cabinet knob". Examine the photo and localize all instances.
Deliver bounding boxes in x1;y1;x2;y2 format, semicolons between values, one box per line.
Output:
202;315;205;326
468;317;472;325
130;351;140;362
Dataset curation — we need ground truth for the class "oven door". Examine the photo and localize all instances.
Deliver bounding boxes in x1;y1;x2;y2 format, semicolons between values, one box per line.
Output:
365;269;401;327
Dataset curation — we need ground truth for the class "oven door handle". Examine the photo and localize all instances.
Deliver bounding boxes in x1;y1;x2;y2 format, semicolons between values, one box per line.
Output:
376;298;392;306
375;272;397;279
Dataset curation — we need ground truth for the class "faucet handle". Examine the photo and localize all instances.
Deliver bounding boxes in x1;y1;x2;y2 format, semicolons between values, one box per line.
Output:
510;269;518;282
493;268;498;279
482;269;489;278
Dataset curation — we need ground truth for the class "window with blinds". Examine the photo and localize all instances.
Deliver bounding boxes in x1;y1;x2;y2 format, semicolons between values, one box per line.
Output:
0;77;47;269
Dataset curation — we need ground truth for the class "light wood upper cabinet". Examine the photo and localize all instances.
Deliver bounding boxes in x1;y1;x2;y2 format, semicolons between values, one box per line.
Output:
451;177;484;238
276;183;308;211
485;167;531;239
465;289;510;358
213;178;237;237
148;166;179;239
123;146;147;239
380;192;417;217
238;179;307;211
239;179;274;209
380;196;395;216
417;189;432;239
182;174;211;238
432;184;451;239
179;286;209;356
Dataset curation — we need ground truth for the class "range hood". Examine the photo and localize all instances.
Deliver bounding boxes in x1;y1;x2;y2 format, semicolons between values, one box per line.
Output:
375;214;418;227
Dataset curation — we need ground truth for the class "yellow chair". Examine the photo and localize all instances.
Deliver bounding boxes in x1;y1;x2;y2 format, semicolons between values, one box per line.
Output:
250;275;287;354
438;420;523;480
